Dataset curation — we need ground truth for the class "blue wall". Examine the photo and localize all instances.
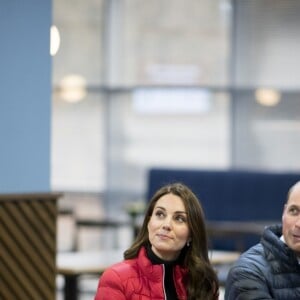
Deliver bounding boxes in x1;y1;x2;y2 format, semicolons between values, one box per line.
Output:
0;1;52;192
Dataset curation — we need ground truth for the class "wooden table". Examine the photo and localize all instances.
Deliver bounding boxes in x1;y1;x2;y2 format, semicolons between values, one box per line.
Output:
57;249;123;300
57;249;240;300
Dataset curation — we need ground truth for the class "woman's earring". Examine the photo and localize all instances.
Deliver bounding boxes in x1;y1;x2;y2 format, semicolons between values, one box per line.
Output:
187;241;190;247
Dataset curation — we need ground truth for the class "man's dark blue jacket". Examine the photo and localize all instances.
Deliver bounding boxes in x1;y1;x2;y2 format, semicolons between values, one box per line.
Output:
225;224;300;299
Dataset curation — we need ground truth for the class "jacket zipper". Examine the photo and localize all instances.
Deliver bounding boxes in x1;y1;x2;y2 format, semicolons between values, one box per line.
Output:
162;264;167;300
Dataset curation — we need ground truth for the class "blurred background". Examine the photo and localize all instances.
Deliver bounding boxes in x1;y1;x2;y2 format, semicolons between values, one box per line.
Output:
50;2;300;295
52;0;300;215
2;0;300;299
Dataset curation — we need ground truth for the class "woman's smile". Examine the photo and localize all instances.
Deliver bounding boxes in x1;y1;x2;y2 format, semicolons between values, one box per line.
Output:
156;233;172;240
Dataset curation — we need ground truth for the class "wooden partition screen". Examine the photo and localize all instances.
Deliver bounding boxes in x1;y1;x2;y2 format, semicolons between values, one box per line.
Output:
0;193;61;300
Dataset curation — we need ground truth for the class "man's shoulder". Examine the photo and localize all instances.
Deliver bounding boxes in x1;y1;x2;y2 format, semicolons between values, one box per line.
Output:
231;243;268;274
239;243;264;261
242;243;264;257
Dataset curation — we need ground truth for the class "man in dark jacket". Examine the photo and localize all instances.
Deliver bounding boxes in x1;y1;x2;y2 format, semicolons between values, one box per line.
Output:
225;181;300;300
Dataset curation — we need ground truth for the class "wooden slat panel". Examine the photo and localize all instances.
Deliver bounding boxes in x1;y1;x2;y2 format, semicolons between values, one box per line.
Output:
18;201;54;254
30;201;56;236
44;199;58;219
1;243;42;299
1;216;54;294
0;259;29;299
0;193;60;300
3;202;54;271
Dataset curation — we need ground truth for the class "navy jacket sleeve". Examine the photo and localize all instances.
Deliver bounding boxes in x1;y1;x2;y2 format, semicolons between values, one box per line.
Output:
225;262;275;300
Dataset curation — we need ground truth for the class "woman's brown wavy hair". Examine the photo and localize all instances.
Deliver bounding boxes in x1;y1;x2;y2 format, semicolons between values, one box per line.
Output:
124;182;219;300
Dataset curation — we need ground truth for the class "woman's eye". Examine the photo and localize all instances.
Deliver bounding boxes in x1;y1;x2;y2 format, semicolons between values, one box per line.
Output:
175;215;186;223
155;210;165;218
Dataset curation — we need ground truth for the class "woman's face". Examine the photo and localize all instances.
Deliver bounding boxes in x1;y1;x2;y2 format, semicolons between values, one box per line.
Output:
147;193;190;261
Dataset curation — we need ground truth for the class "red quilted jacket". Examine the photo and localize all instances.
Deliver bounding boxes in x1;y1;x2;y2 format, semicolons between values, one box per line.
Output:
94;247;188;300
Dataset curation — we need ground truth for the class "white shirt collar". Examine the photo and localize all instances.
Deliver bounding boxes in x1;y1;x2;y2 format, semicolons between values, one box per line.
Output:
280;235;300;263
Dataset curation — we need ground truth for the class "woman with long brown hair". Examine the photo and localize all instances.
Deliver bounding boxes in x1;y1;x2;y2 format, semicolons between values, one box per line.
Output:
95;182;219;300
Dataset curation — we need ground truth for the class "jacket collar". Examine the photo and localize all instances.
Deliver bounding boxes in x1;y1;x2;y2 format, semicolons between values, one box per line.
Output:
262;224;300;272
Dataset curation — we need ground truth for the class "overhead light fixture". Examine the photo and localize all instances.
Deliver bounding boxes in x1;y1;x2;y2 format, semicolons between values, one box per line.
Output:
50;25;60;56
59;74;87;103
255;88;281;107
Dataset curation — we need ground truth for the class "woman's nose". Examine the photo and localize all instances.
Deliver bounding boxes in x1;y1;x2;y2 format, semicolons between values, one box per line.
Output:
162;218;172;230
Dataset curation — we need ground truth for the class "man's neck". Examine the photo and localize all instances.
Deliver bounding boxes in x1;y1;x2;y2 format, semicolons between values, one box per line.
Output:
280;235;300;260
